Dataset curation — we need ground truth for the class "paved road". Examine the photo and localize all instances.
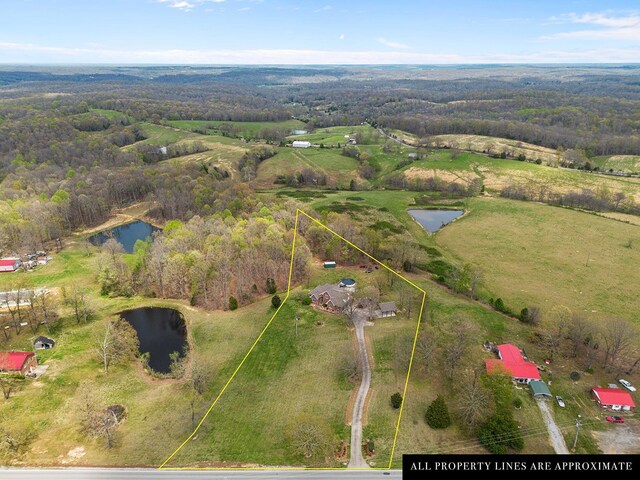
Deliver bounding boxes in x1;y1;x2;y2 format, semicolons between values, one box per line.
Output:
536;398;570;454
347;310;372;469
0;468;400;480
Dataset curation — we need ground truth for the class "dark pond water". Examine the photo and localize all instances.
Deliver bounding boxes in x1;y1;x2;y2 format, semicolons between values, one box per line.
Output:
90;221;158;253
408;209;464;233
119;307;187;374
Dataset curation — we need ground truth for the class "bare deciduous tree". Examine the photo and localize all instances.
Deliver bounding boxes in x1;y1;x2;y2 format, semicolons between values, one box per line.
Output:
287;415;332;459
601;318;637;369
95;318;139;374
458;371;490;428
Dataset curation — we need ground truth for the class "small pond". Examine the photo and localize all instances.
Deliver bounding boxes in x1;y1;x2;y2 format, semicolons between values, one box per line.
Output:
119;307;187;374
408;209;464;233
90;221;158;253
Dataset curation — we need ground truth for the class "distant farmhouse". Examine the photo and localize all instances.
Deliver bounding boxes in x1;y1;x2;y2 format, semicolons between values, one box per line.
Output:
292;140;311;148
0;351;37;376
485;343;541;384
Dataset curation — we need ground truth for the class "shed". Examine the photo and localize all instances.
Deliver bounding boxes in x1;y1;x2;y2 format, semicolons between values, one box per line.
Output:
292;141;311;148
34;336;55;350
530;380;552;398
0;258;21;273
291;129;308;135
379;301;398;318
0;351;37;376
323;261;336;269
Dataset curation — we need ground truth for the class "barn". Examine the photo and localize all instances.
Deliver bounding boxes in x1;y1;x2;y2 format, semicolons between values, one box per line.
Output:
592;387;636;411
0;258;21;273
292;141;311;148
0;351;38;376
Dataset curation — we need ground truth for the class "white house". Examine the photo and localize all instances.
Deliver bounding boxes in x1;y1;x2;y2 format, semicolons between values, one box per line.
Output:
292;141;311;148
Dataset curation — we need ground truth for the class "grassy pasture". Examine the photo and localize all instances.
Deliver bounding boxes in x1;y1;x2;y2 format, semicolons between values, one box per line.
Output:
256;148;360;188
167;119;306;138
425;134;559;164
403;150;640;201
434;197;640;322
288;125;379;146
593;155;640;174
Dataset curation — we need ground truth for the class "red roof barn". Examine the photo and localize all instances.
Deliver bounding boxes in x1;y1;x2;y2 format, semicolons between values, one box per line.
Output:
592;387;635;411
485;343;541;384
0;351;37;376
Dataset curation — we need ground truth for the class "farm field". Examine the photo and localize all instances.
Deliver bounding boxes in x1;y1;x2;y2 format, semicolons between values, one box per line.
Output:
593;155;640;174
287;125;380;146
401;150;640;202
257;148;361;188
434;197;640;323
167;119;306;138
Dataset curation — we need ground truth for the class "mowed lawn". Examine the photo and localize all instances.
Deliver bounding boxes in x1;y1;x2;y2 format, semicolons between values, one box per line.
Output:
165;296;354;468
435;197;640;322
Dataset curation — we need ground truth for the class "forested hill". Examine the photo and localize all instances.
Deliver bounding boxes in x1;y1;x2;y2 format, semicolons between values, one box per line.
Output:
2;65;640;156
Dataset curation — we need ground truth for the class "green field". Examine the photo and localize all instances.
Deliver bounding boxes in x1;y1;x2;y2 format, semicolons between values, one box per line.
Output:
167;119;306;138
593;155;640;174
435;197;640;322
402;150;640;201
288;125;380;146
257;148;361;188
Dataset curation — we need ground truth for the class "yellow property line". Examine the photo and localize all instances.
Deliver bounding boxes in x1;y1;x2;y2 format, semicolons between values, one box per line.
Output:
159;208;425;470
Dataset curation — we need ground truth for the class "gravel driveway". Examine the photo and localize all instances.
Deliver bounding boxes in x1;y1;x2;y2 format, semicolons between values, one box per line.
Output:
536;398;570;454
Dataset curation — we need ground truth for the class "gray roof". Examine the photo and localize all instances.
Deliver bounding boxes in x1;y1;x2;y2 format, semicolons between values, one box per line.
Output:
34;336;55;345
379;301;397;312
309;284;350;308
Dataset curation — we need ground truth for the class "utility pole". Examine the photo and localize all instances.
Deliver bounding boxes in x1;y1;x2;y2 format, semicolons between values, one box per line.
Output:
572;415;582;450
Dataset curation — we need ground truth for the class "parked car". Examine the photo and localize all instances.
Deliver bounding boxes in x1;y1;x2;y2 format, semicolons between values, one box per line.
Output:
606;416;625;424
618;379;636;392
555;396;566;408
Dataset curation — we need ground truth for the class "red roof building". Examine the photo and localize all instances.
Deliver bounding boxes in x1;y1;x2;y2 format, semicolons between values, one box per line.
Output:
592;387;635;411
0;351;37;376
0;258;21;273
485;343;541;384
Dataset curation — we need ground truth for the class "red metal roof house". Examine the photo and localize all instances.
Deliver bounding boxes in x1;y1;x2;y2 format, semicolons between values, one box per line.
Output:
485;343;541;384
0;351;37;376
592;387;635;412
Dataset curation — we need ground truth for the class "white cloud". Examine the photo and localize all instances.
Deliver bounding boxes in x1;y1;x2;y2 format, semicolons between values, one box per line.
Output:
314;5;332;13
155;0;224;12
1;41;639;64
339;34;345;40
544;11;640;41
377;37;409;49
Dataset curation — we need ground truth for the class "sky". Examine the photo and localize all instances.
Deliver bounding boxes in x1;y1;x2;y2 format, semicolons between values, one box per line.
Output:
0;0;639;64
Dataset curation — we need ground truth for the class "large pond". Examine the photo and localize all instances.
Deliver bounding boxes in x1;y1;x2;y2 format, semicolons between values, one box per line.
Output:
408;209;464;233
119;307;187;374
90;221;158;253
